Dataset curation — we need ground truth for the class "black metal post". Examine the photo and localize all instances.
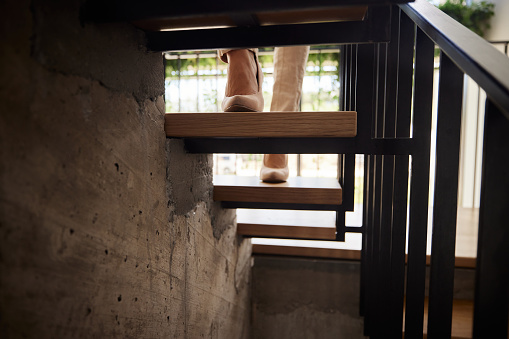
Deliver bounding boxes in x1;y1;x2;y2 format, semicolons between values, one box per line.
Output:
377;8;400;335
473;99;509;338
360;153;371;318
388;10;415;337
356;42;377;336
335;211;346;242
427;51;464;337
367;42;387;337
342;153;356;212
404;27;435;338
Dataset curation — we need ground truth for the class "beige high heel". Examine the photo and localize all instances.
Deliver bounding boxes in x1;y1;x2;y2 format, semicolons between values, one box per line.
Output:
260;154;289;183
221;50;264;112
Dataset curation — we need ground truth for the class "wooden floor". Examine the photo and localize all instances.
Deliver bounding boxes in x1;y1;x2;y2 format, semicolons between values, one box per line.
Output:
403;297;474;339
214;175;342;205
237;203;478;339
247;206;479;268
165;111;357;138
243;205;478;338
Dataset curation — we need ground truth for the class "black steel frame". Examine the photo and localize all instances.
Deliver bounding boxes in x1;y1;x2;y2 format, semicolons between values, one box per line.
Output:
166;1;509;335
88;0;509;336
83;0;411;23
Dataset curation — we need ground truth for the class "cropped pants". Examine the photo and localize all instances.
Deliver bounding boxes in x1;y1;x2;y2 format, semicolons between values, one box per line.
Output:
219;46;310;112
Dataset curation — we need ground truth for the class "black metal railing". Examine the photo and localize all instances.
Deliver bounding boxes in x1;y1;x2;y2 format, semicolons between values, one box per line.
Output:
490;40;509;56
141;0;509;336
358;0;509;338
158;2;509;336
86;0;509;336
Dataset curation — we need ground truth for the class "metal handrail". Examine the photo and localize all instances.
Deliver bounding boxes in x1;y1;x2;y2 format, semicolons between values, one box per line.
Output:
400;0;509;119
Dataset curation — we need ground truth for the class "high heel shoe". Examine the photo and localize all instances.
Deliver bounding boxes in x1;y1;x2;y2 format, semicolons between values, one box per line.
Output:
222;50;264;112
260;154;289;183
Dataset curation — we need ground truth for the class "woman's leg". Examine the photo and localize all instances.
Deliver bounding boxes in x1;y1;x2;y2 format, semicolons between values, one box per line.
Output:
261;46;310;182
218;49;264;112
270;46;310;112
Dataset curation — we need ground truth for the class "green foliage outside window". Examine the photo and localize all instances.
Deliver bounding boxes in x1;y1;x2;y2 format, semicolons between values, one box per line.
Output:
438;0;495;37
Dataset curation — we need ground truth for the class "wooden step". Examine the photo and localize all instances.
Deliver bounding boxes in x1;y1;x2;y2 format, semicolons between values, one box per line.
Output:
237;209;337;240
134;7;368;31
251;235;363;260
165;111;357;138
213;175;342;205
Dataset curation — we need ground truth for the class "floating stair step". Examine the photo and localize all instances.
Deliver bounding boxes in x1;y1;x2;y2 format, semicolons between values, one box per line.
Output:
165;111;357;138
133;7;367;31
251;234;363;260
237;209;337;240
213;175;342;206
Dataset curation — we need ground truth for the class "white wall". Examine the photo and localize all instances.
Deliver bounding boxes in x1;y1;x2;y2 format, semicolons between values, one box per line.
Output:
486;0;509;41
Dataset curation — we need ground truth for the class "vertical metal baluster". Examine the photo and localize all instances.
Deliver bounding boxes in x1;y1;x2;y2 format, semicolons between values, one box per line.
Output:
389;11;415;337
473;99;509;338
405;29;434;338
360;152;371;318
296;155;301;177
337;45;356;241
404;28;435;338
377;7;401;336
178;54;181;112
364;153;377;337
342;153;356;212
347;45;353;112
163;54;167;107
335;209;346;242
344;44;357;213
196;53;200;112
336;45;348;241
369;42;386;337
215;56;219;112
427;51;464;337
338;43;346;201
356;43;376;336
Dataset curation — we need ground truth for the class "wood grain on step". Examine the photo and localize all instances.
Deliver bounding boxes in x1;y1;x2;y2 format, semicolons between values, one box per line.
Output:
165;111;357;138
237;209;336;240
213;175;342;205
252;244;361;260
238;224;336;240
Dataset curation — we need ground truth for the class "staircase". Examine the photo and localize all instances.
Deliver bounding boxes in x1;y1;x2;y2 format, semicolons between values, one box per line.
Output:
85;0;509;337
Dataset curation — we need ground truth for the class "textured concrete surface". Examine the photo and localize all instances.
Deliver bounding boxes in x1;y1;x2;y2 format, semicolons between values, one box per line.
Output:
251;256;367;339
0;0;251;337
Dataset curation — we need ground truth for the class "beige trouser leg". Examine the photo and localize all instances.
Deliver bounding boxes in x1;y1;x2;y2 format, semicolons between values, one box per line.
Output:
261;46;310;182
270;46;310;112
218;48;258;63
218;46;310;109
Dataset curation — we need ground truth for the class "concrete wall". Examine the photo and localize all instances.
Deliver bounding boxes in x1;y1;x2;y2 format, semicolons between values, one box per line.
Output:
0;0;251;338
251;256;367;339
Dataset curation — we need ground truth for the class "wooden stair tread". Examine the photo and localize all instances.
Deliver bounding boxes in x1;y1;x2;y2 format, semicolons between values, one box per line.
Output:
134;7;368;31
253;244;361;260
237;209;337;240
237;209;336;227
251;234;363;260
165;111;357;138
214;175;342;205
